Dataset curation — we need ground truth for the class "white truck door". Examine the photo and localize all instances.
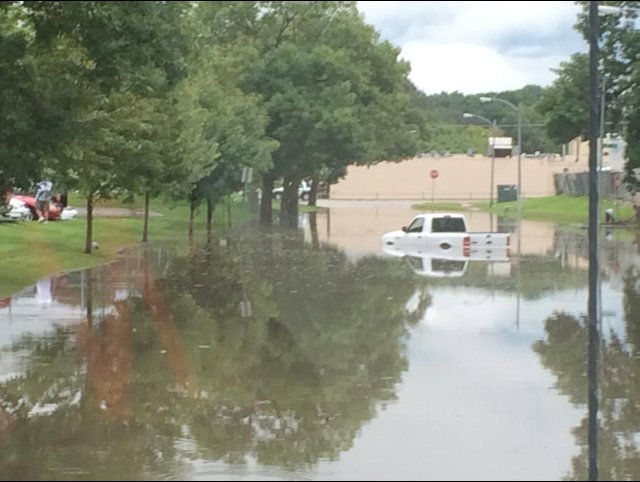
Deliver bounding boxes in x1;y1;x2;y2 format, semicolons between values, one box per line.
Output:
402;216;426;250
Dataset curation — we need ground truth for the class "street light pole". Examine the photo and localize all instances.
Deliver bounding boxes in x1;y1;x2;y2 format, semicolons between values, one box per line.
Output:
490;119;497;207
517;104;522;218
463;112;496;205
479;96;523;211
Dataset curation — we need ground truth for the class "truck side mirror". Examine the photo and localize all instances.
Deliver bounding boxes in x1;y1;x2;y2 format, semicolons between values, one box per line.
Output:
402;226;408;232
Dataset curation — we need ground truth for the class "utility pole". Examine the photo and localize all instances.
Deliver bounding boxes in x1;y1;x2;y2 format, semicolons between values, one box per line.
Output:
490;119;497;207
587;2;600;481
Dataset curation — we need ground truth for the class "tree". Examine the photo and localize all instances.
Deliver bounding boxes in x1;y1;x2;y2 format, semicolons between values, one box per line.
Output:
413;84;558;154
0;3;40;192
536;54;590;145
246;1;416;227
24;1;190;250
574;1;640;184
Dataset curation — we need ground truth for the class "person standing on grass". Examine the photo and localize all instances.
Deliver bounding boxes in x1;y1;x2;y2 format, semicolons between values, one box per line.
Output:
35;179;53;223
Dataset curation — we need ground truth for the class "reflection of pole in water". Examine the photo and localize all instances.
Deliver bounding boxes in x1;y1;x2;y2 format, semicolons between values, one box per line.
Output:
86;269;93;327
587;3;600;480
237;247;252;318
516;214;521;331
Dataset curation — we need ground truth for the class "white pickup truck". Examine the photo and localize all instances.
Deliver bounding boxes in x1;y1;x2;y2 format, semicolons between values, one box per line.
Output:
382;213;511;278
382;213;510;256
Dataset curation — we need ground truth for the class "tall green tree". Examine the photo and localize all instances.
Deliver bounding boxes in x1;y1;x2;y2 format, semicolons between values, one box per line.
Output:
246;1;416;227
24;1;190;251
536;54;590;145
0;2;40;192
574;1;639;183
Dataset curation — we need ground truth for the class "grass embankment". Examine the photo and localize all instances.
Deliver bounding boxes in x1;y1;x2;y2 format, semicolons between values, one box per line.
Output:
476;195;635;224
0;196;255;298
411;201;465;212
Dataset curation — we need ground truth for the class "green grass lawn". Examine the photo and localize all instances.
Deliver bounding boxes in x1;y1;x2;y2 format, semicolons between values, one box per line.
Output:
66;191;146;209
0;193;323;298
0;197;256;298
476;195;636;224
411;201;465;212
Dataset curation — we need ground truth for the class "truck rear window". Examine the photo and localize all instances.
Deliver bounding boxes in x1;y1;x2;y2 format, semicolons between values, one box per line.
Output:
431;217;466;233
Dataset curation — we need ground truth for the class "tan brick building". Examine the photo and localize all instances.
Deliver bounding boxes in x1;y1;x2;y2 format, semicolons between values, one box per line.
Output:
329;136;626;201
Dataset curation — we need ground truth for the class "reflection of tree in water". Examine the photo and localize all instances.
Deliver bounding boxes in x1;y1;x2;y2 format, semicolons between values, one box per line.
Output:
533;267;640;480
0;231;429;478
164;230;430;469
0;262;188;480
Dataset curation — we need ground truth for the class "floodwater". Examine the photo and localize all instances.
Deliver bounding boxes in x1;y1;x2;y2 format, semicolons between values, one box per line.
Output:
0;204;639;480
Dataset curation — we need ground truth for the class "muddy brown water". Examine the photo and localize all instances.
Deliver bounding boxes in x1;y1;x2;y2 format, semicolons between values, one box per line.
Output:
0;205;639;480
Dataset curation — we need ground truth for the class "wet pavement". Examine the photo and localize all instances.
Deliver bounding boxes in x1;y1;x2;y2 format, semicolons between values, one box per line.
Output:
0;205;639;480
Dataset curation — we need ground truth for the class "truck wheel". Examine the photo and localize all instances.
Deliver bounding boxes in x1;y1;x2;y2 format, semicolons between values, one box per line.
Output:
274;192;282;201
300;192;309;202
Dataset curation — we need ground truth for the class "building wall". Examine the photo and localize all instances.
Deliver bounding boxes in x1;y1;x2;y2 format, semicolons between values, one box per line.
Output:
330;154;591;200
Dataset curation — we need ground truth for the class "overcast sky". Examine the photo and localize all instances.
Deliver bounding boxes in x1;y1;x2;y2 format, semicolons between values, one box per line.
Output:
357;1;587;95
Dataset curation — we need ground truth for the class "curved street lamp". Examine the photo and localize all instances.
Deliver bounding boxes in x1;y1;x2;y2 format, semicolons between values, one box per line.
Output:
463;113;498;207
479;96;523;217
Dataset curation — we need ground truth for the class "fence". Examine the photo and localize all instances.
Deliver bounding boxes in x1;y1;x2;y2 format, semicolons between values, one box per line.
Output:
554;171;625;198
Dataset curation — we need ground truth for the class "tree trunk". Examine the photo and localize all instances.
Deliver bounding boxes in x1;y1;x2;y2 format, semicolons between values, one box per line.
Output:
280;175;300;228
188;197;196;238
227;195;232;228
85;193;94;254
260;173;274;226
309;211;319;249
142;190;150;243
247;181;259;213
309;174;319;207
206;198;213;236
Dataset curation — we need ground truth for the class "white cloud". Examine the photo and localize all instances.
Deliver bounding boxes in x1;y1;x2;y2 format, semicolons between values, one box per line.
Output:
357;1;586;94
401;42;570;94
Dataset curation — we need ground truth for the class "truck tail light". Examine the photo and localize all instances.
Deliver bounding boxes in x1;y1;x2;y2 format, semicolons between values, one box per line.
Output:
463;236;470;247
464;247;470;257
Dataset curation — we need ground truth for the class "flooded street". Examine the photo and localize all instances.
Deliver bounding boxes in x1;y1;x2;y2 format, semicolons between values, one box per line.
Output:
1;204;639;480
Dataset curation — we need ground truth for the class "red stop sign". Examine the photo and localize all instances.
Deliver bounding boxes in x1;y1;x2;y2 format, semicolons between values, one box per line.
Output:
430;169;439;179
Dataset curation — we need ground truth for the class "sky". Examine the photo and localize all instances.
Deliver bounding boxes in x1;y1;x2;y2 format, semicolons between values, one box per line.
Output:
357;1;587;95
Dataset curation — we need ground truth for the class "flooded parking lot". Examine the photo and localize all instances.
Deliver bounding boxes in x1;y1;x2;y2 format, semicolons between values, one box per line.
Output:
1;204;639;480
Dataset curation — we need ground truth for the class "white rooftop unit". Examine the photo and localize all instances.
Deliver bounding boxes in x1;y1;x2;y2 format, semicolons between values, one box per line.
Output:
489;137;513;149
488;137;513;157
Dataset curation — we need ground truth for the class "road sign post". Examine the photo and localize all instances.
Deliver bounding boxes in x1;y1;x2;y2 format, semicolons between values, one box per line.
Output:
430;169;439;206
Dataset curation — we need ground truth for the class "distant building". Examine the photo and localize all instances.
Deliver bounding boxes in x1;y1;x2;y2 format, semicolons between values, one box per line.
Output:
488;137;513;158
565;134;627;171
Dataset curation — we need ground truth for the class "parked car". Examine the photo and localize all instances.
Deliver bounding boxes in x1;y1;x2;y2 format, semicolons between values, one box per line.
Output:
5;197;34;221
273;180;311;202
11;194;78;221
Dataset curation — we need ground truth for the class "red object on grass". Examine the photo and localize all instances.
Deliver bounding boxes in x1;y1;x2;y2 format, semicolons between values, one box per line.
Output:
12;195;63;221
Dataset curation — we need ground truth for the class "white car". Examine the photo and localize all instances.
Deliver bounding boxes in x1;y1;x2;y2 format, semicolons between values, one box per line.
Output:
273;180;311;202
5;197;34;221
